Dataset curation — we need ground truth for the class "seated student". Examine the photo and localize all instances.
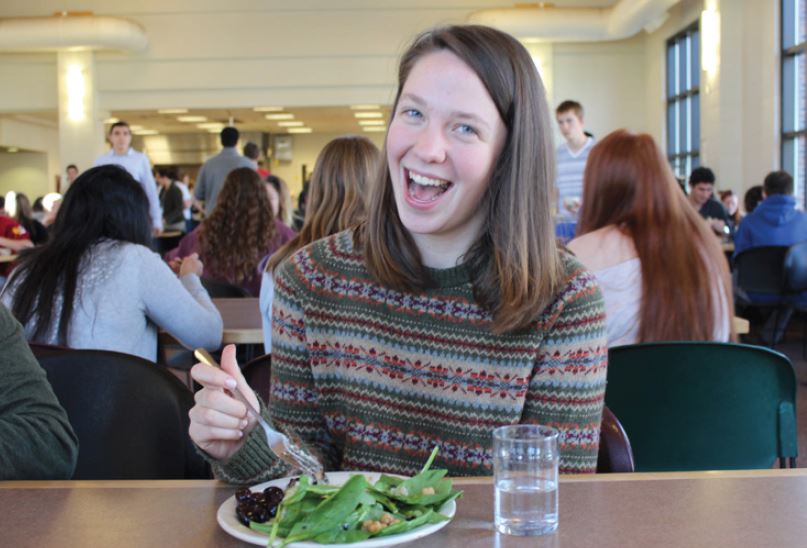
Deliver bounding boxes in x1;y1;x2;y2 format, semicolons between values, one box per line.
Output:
166;168;295;296
14;193;48;245
719;190;741;231
734;170;807;308
569;130;733;347
188;25;608;483
0;200;33;284
260;135;380;352
687;167;733;238
0;303;78;479
744;185;764;215
0;165;222;362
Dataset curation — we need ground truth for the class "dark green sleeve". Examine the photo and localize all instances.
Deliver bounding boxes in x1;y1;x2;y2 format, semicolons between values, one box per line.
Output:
0;305;79;479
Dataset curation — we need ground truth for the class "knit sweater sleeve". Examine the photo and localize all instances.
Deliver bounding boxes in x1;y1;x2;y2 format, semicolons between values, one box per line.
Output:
0;304;78;479
526;256;608;474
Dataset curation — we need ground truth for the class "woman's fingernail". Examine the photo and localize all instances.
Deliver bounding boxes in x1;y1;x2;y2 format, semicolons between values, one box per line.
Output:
237;430;244;438
240;419;248;428
225;378;237;389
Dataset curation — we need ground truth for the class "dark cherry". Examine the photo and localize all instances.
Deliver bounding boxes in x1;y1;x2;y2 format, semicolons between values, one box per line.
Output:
264;486;284;505
235;507;251;527
235;488;253;503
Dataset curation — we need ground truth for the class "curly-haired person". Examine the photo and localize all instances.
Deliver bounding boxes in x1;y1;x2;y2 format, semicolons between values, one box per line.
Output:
166;167;295;296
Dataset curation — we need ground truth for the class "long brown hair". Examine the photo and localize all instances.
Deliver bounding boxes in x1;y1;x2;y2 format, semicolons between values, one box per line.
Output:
577;129;735;342
361;25;563;334
267;135;379;271
199;167;276;284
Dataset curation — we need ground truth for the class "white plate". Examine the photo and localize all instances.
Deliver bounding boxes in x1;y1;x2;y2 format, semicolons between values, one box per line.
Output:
217;471;457;547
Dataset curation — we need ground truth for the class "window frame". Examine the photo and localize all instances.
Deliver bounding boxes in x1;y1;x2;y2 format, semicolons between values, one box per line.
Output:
781;0;807;205
665;21;701;182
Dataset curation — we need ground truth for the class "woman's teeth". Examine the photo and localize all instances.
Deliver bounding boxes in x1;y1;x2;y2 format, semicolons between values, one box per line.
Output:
409;172;450;190
407;171;452;202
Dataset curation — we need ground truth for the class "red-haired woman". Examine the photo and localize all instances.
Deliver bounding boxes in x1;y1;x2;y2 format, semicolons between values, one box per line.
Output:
568;129;733;346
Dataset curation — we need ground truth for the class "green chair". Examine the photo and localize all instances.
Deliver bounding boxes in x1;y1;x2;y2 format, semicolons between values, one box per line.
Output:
605;342;798;472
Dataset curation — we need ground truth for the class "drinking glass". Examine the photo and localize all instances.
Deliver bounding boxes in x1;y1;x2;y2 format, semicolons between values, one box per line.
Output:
493;424;559;536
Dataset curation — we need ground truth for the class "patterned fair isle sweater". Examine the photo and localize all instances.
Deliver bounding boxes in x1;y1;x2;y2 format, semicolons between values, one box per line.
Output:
211;229;608;484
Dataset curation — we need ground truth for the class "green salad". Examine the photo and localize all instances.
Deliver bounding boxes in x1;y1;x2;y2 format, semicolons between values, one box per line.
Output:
248;447;462;546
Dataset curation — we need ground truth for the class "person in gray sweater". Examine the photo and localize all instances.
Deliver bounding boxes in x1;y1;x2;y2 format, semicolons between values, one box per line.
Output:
0;303;78;479
194;127;254;217
1;165;223;361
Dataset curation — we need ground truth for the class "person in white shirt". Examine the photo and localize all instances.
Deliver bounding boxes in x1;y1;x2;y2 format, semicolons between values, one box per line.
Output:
555;100;594;221
93;121;163;233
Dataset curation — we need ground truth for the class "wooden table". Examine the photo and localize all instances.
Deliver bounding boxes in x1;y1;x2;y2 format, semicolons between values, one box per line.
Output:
733;316;750;335
213;298;263;344
2;470;806;547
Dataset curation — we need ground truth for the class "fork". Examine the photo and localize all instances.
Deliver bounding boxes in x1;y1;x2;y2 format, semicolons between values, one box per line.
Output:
193;349;328;484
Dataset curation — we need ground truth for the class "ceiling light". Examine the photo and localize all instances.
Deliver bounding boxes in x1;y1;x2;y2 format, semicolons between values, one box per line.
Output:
158;108;188;114
350;104;381;110
358;120;385;126
208;129;221;133
129;125;144;131
277;121;304;127
177;115;207;122
362;127;386;133
287;127;312;134
103;117;119;124
265;113;295;120
197;122;225;129
7;147;19;153
354;112;383;119
254;106;284;112
133;129;159;136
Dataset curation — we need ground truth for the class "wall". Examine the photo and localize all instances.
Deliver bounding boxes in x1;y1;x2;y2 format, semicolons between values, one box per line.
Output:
0;151;50;198
552;34;647;141
270;131;385;198
0;116;61;194
643;0;780;195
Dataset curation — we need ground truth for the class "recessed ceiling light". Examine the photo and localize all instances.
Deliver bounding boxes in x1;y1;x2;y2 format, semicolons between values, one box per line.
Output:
354;112;383;119
362;127;387;133
287;127;313;134
129;125;144;131
254;106;284;112
177;115;207;122
265;113;295;120
350;105;381;110
158;108;188;114
197;122;224;129
134;129;159;136
103;117;119;124
7;147;19;153
358;120;385;126
208;129;221;133
277;121;304;127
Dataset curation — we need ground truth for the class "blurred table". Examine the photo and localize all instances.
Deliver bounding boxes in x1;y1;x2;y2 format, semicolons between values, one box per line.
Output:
733;316;750;335
213;297;263;344
3;469;807;547
0;254;18;263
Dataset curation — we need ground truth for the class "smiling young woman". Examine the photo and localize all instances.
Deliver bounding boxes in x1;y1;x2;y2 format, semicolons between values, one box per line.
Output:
188;25;608;483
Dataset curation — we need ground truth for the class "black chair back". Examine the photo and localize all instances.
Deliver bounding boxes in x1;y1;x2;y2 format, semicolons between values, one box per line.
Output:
36;348;210;480
201;278;251;298
785;241;807;293
242;353;272;404
734;246;788;295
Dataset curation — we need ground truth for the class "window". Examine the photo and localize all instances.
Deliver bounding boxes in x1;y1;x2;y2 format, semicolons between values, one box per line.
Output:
782;0;807;204
666;23;701;182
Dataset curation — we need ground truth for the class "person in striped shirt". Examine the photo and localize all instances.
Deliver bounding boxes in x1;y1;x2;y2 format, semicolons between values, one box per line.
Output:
555;100;594;221
188;25;608;483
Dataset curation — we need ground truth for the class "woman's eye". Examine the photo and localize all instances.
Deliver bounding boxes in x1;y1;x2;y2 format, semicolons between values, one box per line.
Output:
401;108;422;119
456;124;478;136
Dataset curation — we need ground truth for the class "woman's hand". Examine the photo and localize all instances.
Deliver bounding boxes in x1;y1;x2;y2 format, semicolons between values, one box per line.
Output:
188;345;261;461
179;252;204;277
